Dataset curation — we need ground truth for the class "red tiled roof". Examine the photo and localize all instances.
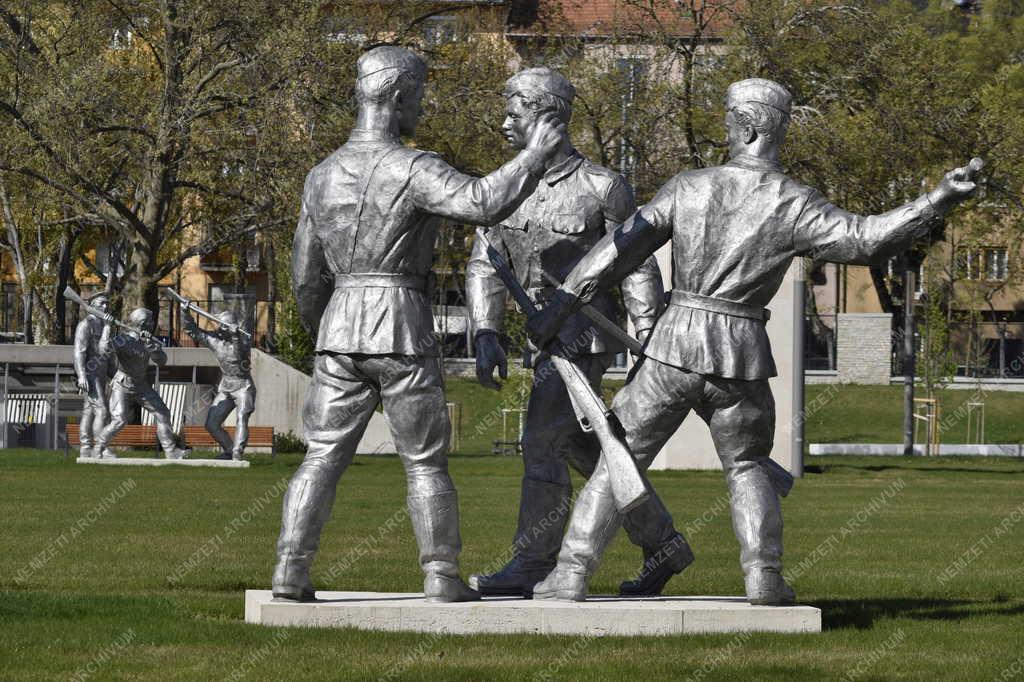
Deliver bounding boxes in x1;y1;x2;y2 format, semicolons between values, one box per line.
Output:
508;0;733;38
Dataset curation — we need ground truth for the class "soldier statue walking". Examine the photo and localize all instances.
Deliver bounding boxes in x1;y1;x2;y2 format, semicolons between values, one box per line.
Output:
466;67;692;598
273;46;566;602
528;78;980;605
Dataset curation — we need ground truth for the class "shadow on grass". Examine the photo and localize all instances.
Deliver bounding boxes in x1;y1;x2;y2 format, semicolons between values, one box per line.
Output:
816;597;1024;630
805;463;1024;476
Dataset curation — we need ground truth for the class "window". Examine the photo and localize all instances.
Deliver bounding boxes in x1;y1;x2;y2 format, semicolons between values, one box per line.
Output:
422;16;457;47
957;247;1008;281
208;284;256;326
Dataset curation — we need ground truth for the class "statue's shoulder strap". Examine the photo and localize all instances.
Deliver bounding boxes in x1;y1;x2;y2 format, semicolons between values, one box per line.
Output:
346;145;408;271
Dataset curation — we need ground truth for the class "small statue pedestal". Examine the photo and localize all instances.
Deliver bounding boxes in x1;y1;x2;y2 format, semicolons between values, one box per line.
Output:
244;590;821;636
76;457;250;468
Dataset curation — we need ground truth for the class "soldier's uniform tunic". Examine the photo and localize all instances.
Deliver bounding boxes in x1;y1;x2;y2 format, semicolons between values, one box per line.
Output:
545;151;943;594
276;127;548;594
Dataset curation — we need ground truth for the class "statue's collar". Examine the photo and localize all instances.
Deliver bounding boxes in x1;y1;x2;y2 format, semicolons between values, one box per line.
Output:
348;128;400;143
727;154;783;173
544;150;584;186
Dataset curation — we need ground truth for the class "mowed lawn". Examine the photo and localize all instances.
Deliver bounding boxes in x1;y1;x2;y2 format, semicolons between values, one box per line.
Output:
2;450;1023;681
442;377;1024;455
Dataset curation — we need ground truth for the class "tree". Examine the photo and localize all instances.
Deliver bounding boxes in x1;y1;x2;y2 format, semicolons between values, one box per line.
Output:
0;1;319;312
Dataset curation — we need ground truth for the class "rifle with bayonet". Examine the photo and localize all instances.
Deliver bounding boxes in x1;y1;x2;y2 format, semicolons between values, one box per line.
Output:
161;288;252;338
476;227;649;513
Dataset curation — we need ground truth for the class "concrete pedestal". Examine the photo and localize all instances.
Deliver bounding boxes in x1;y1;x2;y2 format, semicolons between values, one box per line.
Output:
76;457;250;468
244;590;821;636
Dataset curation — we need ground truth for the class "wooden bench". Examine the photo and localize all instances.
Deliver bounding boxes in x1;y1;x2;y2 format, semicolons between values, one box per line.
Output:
181;425;275;456
66;424;160;454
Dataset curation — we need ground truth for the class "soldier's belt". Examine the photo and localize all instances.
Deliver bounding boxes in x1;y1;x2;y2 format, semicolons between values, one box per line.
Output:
669;289;771;322
335;273;427;291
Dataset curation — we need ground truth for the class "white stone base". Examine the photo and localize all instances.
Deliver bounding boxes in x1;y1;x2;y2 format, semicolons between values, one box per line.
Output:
76;457;250;468
244;590;821;636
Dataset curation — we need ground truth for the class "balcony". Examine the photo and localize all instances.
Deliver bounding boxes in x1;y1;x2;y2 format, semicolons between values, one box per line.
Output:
199;245;263;272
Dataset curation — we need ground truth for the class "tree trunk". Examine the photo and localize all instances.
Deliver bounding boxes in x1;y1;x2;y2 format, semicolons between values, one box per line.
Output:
265;241;277;352
21;293;33;344
51;226;77;344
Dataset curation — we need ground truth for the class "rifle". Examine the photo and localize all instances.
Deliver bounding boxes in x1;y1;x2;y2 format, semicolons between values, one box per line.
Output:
62;286;157;342
161;288;252;338
476;228;649;513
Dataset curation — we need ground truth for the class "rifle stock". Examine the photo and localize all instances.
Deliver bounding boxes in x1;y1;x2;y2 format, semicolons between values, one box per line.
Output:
476;228;648;512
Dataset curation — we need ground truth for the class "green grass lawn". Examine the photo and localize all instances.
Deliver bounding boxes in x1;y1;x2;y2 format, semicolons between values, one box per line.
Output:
443;377;1024;455
2;450;1023;680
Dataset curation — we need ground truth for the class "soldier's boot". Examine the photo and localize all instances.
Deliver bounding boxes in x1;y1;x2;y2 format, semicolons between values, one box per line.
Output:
272;477;336;601
727;461;795;606
156;422;188;460
408;491;480;602
92;434;114;459
214;451;232;461
469;478;571;596
619;490;695;597
532;482;621;602
79;415;95;458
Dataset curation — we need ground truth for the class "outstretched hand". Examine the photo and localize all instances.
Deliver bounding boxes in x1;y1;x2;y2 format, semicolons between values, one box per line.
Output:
935;157;983;206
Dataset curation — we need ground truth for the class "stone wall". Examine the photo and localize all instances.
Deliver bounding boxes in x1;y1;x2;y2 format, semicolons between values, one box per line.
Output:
837;313;893;384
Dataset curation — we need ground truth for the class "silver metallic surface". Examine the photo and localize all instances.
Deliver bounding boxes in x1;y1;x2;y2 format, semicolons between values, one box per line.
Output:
274;47;566;602
94;308;187;460
467;68;683;597
71;293;113;458
530;78;980;604
179;301;255;459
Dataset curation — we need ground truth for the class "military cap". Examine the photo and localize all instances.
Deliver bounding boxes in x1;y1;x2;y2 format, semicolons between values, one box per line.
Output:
726;78;792;115
357;46;426;82
505;67;576;104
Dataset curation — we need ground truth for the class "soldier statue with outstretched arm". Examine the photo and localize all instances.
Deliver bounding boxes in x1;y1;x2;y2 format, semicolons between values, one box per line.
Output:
179;302;255;460
527;78;980;605
94;308;189;460
465;67;691;598
73;292;114;459
274;46;566;603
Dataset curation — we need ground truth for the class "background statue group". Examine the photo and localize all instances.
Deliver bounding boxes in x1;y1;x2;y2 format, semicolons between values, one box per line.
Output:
72;293;255;461
275;45;979;605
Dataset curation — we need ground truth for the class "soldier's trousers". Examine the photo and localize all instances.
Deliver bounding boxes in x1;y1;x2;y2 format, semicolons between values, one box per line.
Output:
554;356;782;580
96;384;178;455
206;381;257;456
511;353;684;572
275;352;463;585
79;374;109;448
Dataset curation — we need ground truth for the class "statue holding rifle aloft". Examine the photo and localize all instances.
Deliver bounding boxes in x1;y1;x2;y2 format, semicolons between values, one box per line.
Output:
65;287;190;461
164;290;256;461
72;291;116;459
526;78;982;605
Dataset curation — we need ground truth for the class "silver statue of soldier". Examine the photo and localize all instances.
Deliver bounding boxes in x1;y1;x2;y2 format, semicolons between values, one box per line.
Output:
179;302;255;460
528;78;980;604
94;308;190;460
73;292;114;459
466;67;691;598
274;46;566;602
